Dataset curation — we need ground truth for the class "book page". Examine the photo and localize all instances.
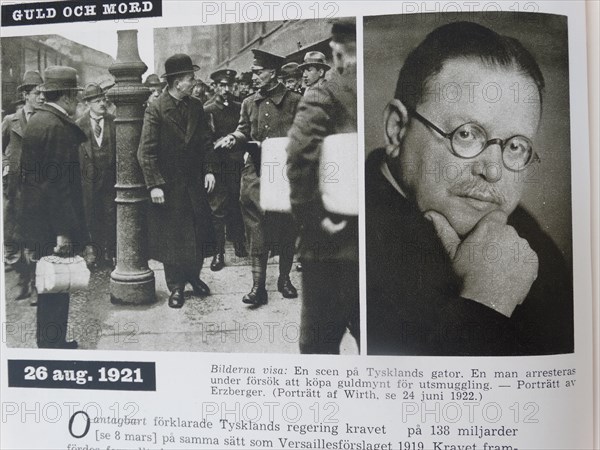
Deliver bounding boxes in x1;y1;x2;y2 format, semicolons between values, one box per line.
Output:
0;1;595;449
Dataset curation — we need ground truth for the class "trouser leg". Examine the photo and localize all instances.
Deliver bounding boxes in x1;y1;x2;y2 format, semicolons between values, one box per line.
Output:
163;264;186;292
37;293;70;348
299;261;359;354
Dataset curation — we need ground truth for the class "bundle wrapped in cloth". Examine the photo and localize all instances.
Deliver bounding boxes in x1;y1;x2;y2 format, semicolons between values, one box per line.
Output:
260;133;358;216
35;255;91;294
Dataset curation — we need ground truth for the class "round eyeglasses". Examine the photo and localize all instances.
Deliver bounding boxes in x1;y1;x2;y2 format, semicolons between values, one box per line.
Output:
409;109;540;171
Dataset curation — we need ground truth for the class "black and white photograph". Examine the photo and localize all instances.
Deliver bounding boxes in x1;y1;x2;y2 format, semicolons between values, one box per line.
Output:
2;17;359;354
364;12;574;356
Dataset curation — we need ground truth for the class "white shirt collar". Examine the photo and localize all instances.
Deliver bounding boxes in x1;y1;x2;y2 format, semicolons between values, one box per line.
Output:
380;160;407;198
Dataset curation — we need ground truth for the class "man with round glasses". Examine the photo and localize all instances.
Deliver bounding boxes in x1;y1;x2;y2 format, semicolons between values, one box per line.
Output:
366;21;573;356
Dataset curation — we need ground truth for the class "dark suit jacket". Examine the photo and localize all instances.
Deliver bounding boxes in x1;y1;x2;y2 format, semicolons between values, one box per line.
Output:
137;91;216;265
17;104;88;255
366;148;574;356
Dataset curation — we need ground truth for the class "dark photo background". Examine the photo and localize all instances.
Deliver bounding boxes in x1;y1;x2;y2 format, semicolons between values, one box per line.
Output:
363;12;572;264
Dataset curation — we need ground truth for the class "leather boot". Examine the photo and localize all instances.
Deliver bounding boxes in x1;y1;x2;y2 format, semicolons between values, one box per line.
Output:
242;280;268;305
277;275;298;298
242;254;268;305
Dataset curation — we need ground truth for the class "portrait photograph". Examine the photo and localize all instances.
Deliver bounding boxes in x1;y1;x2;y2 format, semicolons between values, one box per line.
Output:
364;12;574;356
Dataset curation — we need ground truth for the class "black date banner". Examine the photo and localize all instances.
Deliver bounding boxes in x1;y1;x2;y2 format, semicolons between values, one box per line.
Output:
7;360;156;391
1;0;162;27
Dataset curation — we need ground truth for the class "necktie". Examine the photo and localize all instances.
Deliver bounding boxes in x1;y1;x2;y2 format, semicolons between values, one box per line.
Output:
93;117;102;139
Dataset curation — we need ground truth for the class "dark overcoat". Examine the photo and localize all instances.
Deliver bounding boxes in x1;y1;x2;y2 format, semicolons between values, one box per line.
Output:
286;65;358;263
365;148;574;356
137;91;217;265
76;111;116;234
231;82;302;256
3;108;29;245
16;104;88;256
2;108;28;199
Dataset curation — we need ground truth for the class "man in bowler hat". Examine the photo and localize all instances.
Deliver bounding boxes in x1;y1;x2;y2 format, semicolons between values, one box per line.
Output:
215;49;302;306
299;51;330;94
137;54;217;309
2;70;45;300
76;83;116;268
204;69;247;271
17;66;87;348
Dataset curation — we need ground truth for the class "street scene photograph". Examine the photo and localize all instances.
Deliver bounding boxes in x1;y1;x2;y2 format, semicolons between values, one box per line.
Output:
2;17;359;354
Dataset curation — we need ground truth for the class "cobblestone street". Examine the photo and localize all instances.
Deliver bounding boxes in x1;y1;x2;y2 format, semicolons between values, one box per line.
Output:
4;244;358;354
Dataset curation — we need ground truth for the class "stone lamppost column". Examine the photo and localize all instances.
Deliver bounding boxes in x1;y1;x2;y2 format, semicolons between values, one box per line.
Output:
108;29;155;304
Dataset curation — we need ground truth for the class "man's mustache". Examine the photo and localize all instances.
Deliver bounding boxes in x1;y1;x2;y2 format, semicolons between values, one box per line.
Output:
449;179;506;205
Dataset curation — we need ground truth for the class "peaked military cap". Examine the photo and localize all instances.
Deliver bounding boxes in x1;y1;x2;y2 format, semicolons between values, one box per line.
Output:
250;49;285;70
17;70;43;92
210;69;237;84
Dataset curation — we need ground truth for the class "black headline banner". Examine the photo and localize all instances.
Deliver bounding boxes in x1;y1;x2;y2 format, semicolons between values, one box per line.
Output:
8;360;156;391
1;0;162;27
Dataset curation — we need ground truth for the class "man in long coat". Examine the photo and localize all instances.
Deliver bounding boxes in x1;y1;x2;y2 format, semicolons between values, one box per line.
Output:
137;54;217;309
204;69;247;271
287;19;359;353
216;49;302;306
76;83;116;268
17;66;87;349
2;70;45;300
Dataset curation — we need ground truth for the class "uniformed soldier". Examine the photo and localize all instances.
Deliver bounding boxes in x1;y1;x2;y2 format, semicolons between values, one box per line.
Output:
299;51;330;95
215;49;302;306
280;62;304;95
2;70;44;300
77;83;117;268
204;68;247;271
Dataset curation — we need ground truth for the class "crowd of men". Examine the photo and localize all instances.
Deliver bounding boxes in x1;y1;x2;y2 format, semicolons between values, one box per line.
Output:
3;18;358;354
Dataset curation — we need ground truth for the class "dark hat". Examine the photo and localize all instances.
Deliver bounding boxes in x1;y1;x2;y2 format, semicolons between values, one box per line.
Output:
161;54;200;78
280;62;302;80
39;66;82;92
298;51;331;72
17;70;43;92
251;49;285;71
238;71;253;84
81;83;105;101
210;69;237;84
330;17;356;44
144;73;166;88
